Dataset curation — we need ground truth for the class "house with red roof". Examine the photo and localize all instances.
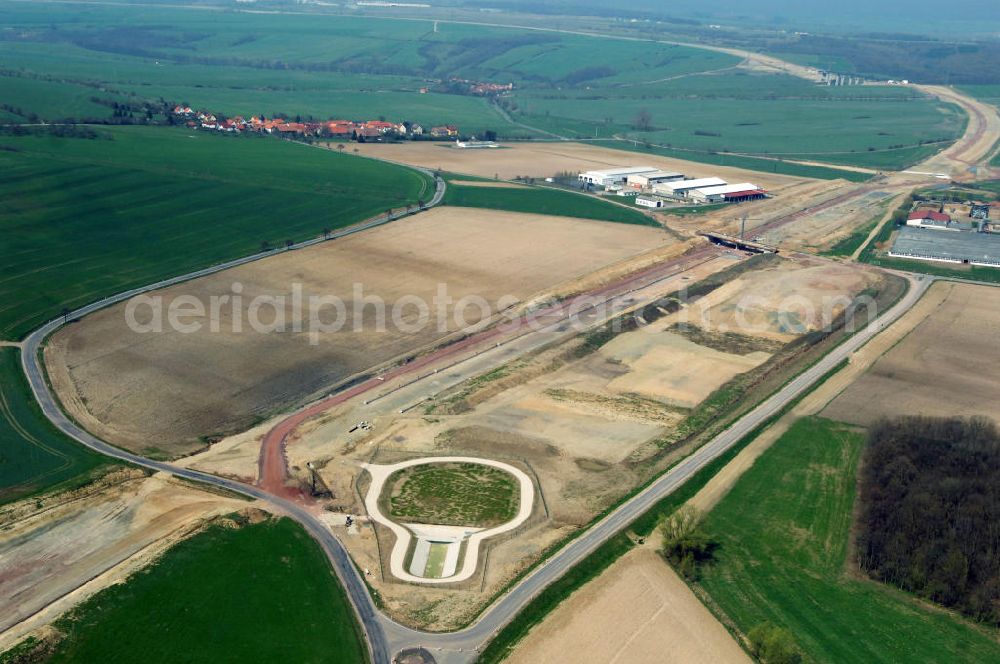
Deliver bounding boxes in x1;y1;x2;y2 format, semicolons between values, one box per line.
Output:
907;209;958;230
324;121;355;136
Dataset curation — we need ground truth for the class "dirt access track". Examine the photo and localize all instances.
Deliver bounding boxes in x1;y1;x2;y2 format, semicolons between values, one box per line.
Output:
45;207;673;457
347;141;807;193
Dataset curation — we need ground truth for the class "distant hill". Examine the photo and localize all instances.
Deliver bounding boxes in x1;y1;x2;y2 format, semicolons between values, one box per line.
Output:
463;0;1000;37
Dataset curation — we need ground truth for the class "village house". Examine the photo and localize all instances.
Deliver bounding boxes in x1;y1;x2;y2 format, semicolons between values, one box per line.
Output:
430;125;459;138
324;120;355;137
169;104;454;143
470;82;513;95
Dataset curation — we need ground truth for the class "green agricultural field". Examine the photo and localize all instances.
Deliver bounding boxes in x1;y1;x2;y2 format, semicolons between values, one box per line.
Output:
0;348;111;504
0;126;432;339
593;140;872;182
777;143;950;170
0;2;733;135
0;74;130;123
519;83;963;170
443;180;657;225
0;4;736;87
0;3;967;171
958;85;1000;104
25;516;367;663
697;416;1000;663
512;71;961;171
387;462;519;528
971;180;1000;197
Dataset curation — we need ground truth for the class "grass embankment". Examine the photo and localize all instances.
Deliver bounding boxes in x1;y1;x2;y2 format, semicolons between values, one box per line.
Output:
696;416;1000;663
442;180;657;226
822;200;893;257
661;203;729;216
10;516;368;663
0;348;111;504
387;462;519;528
0;126;432;339
869;256;1000;284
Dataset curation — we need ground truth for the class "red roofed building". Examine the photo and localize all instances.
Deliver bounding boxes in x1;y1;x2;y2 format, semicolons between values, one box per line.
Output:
324;121;354;136
722;189;767;202
364;120;396;134
262;119;285;133
908;210;951;223
277;122;309;135
906;209;959;231
355;126;383;140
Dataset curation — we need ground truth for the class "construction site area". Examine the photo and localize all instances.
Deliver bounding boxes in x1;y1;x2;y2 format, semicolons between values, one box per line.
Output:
165;245;896;630
19;130;930;641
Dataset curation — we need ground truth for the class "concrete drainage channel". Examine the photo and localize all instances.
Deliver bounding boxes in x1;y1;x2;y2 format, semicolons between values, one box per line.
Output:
361;457;534;584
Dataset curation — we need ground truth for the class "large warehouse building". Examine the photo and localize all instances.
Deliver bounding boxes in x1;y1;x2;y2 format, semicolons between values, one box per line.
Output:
689;183;767;204
654;177;727;198
890;226;1000;267
626;170;684;189
578;166;658;188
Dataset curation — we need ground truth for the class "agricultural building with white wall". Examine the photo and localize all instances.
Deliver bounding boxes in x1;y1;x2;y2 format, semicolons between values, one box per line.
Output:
689;183;766;203
654;177;727;198
636;195;666;208
626;170;684;189
578;166;658;188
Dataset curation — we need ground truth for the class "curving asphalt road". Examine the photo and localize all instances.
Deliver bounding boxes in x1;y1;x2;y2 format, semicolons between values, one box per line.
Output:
18;168;446;664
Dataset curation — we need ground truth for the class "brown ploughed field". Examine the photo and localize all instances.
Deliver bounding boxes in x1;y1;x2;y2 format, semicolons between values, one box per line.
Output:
45;207;671;457
823;281;1000;425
